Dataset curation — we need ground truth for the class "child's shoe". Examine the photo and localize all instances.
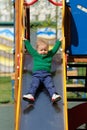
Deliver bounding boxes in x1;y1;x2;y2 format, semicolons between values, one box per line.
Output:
52;93;61;103
23;94;35;102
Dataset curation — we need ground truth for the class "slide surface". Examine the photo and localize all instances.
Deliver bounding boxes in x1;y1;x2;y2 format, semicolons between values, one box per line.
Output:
20;53;65;130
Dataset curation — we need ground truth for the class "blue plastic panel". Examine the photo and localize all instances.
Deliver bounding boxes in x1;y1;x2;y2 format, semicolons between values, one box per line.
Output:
68;0;87;55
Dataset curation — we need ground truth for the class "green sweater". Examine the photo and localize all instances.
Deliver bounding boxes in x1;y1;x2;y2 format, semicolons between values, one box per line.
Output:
24;40;61;72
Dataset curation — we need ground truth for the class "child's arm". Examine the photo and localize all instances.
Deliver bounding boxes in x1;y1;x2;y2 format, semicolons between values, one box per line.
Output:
50;38;62;55
23;38;36;56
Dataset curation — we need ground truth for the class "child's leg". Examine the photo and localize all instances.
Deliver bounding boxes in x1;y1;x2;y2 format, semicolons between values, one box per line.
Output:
43;75;61;102
23;75;40;101
43;75;56;96
29;76;40;96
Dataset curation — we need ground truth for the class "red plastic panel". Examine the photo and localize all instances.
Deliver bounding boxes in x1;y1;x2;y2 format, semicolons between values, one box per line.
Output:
24;0;38;6
48;0;62;6
68;102;87;130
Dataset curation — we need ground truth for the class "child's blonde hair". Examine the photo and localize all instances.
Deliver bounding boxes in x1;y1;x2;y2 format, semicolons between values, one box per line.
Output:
36;38;49;49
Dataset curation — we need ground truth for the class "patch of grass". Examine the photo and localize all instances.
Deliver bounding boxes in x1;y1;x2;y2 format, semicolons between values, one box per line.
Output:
67;92;87;99
0;76;14;104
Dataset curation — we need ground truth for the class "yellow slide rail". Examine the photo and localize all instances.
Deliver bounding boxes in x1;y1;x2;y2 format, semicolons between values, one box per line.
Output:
15;0;24;130
62;0;68;130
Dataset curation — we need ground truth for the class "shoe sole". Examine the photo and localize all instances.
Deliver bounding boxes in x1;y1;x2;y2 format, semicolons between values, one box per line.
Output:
23;97;35;102
52;96;61;103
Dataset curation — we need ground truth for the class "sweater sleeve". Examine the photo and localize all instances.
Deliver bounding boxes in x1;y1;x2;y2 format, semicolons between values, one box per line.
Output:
24;40;37;56
49;40;61;56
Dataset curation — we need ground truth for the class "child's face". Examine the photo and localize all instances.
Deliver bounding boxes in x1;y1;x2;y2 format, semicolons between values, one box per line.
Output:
37;43;49;55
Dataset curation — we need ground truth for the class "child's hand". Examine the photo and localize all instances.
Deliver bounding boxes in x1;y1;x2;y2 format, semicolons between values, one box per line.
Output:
22;37;27;41
59;37;63;41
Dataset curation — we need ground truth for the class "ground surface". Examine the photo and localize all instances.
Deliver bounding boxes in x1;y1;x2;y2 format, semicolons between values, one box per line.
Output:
0;104;14;130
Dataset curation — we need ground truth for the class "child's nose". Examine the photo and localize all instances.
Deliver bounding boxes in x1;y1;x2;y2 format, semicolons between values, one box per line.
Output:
42;50;45;52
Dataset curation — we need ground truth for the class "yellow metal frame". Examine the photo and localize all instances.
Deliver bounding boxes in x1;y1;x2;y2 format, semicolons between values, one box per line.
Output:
62;0;68;130
15;0;24;130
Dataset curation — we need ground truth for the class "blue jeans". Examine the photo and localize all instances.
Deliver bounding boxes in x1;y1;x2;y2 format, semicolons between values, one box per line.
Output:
28;71;56;97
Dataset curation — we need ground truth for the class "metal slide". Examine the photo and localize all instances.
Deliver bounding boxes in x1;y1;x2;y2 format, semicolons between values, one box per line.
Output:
15;0;68;130
20;54;65;130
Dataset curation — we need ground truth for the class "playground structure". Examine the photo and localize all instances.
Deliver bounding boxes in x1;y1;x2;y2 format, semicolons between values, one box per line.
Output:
65;1;87;103
0;36;14;73
65;0;87;129
14;0;87;130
